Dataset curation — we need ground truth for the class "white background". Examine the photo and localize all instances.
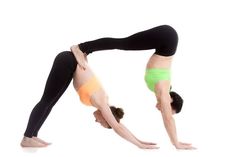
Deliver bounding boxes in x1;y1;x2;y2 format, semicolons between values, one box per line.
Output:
0;0;235;156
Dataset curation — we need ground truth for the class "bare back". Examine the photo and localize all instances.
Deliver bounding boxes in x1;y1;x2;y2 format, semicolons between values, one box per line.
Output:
146;54;173;69
73;64;96;90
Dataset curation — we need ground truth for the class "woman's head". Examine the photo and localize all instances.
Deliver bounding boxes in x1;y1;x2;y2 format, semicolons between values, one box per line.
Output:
170;91;183;114
93;106;124;129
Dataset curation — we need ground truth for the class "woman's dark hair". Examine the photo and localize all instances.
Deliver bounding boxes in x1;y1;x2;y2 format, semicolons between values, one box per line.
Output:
110;106;124;123
170;91;183;113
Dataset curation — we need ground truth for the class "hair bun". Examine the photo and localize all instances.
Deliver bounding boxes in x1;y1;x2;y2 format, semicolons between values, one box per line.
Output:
115;107;124;119
110;106;125;120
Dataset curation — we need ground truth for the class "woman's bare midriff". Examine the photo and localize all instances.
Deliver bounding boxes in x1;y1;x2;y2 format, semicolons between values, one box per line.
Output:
146;54;173;69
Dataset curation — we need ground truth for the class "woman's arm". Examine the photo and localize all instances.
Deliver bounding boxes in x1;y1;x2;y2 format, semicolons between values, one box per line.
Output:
99;105;158;149
159;93;178;144
158;92;195;149
120;123;158;147
92;93;158;149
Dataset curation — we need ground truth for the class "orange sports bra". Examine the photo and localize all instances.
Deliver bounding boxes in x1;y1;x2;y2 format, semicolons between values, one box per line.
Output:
77;76;101;105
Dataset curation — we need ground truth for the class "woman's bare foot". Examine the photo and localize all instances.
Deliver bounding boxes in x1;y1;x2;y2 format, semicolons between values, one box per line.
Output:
32;136;51;145
20;137;47;147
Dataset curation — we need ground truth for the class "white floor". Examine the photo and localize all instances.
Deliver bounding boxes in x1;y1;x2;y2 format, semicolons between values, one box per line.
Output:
1;122;234;157
1;0;235;156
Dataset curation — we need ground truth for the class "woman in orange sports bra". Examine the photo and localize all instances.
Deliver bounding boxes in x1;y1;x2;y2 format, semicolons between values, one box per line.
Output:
20;46;158;149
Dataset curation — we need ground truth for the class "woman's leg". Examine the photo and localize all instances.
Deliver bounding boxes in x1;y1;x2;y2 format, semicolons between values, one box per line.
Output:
22;51;77;144
79;25;178;56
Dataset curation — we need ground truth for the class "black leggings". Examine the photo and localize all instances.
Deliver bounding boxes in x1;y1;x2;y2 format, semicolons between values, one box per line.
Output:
24;51;77;137
79;25;178;56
